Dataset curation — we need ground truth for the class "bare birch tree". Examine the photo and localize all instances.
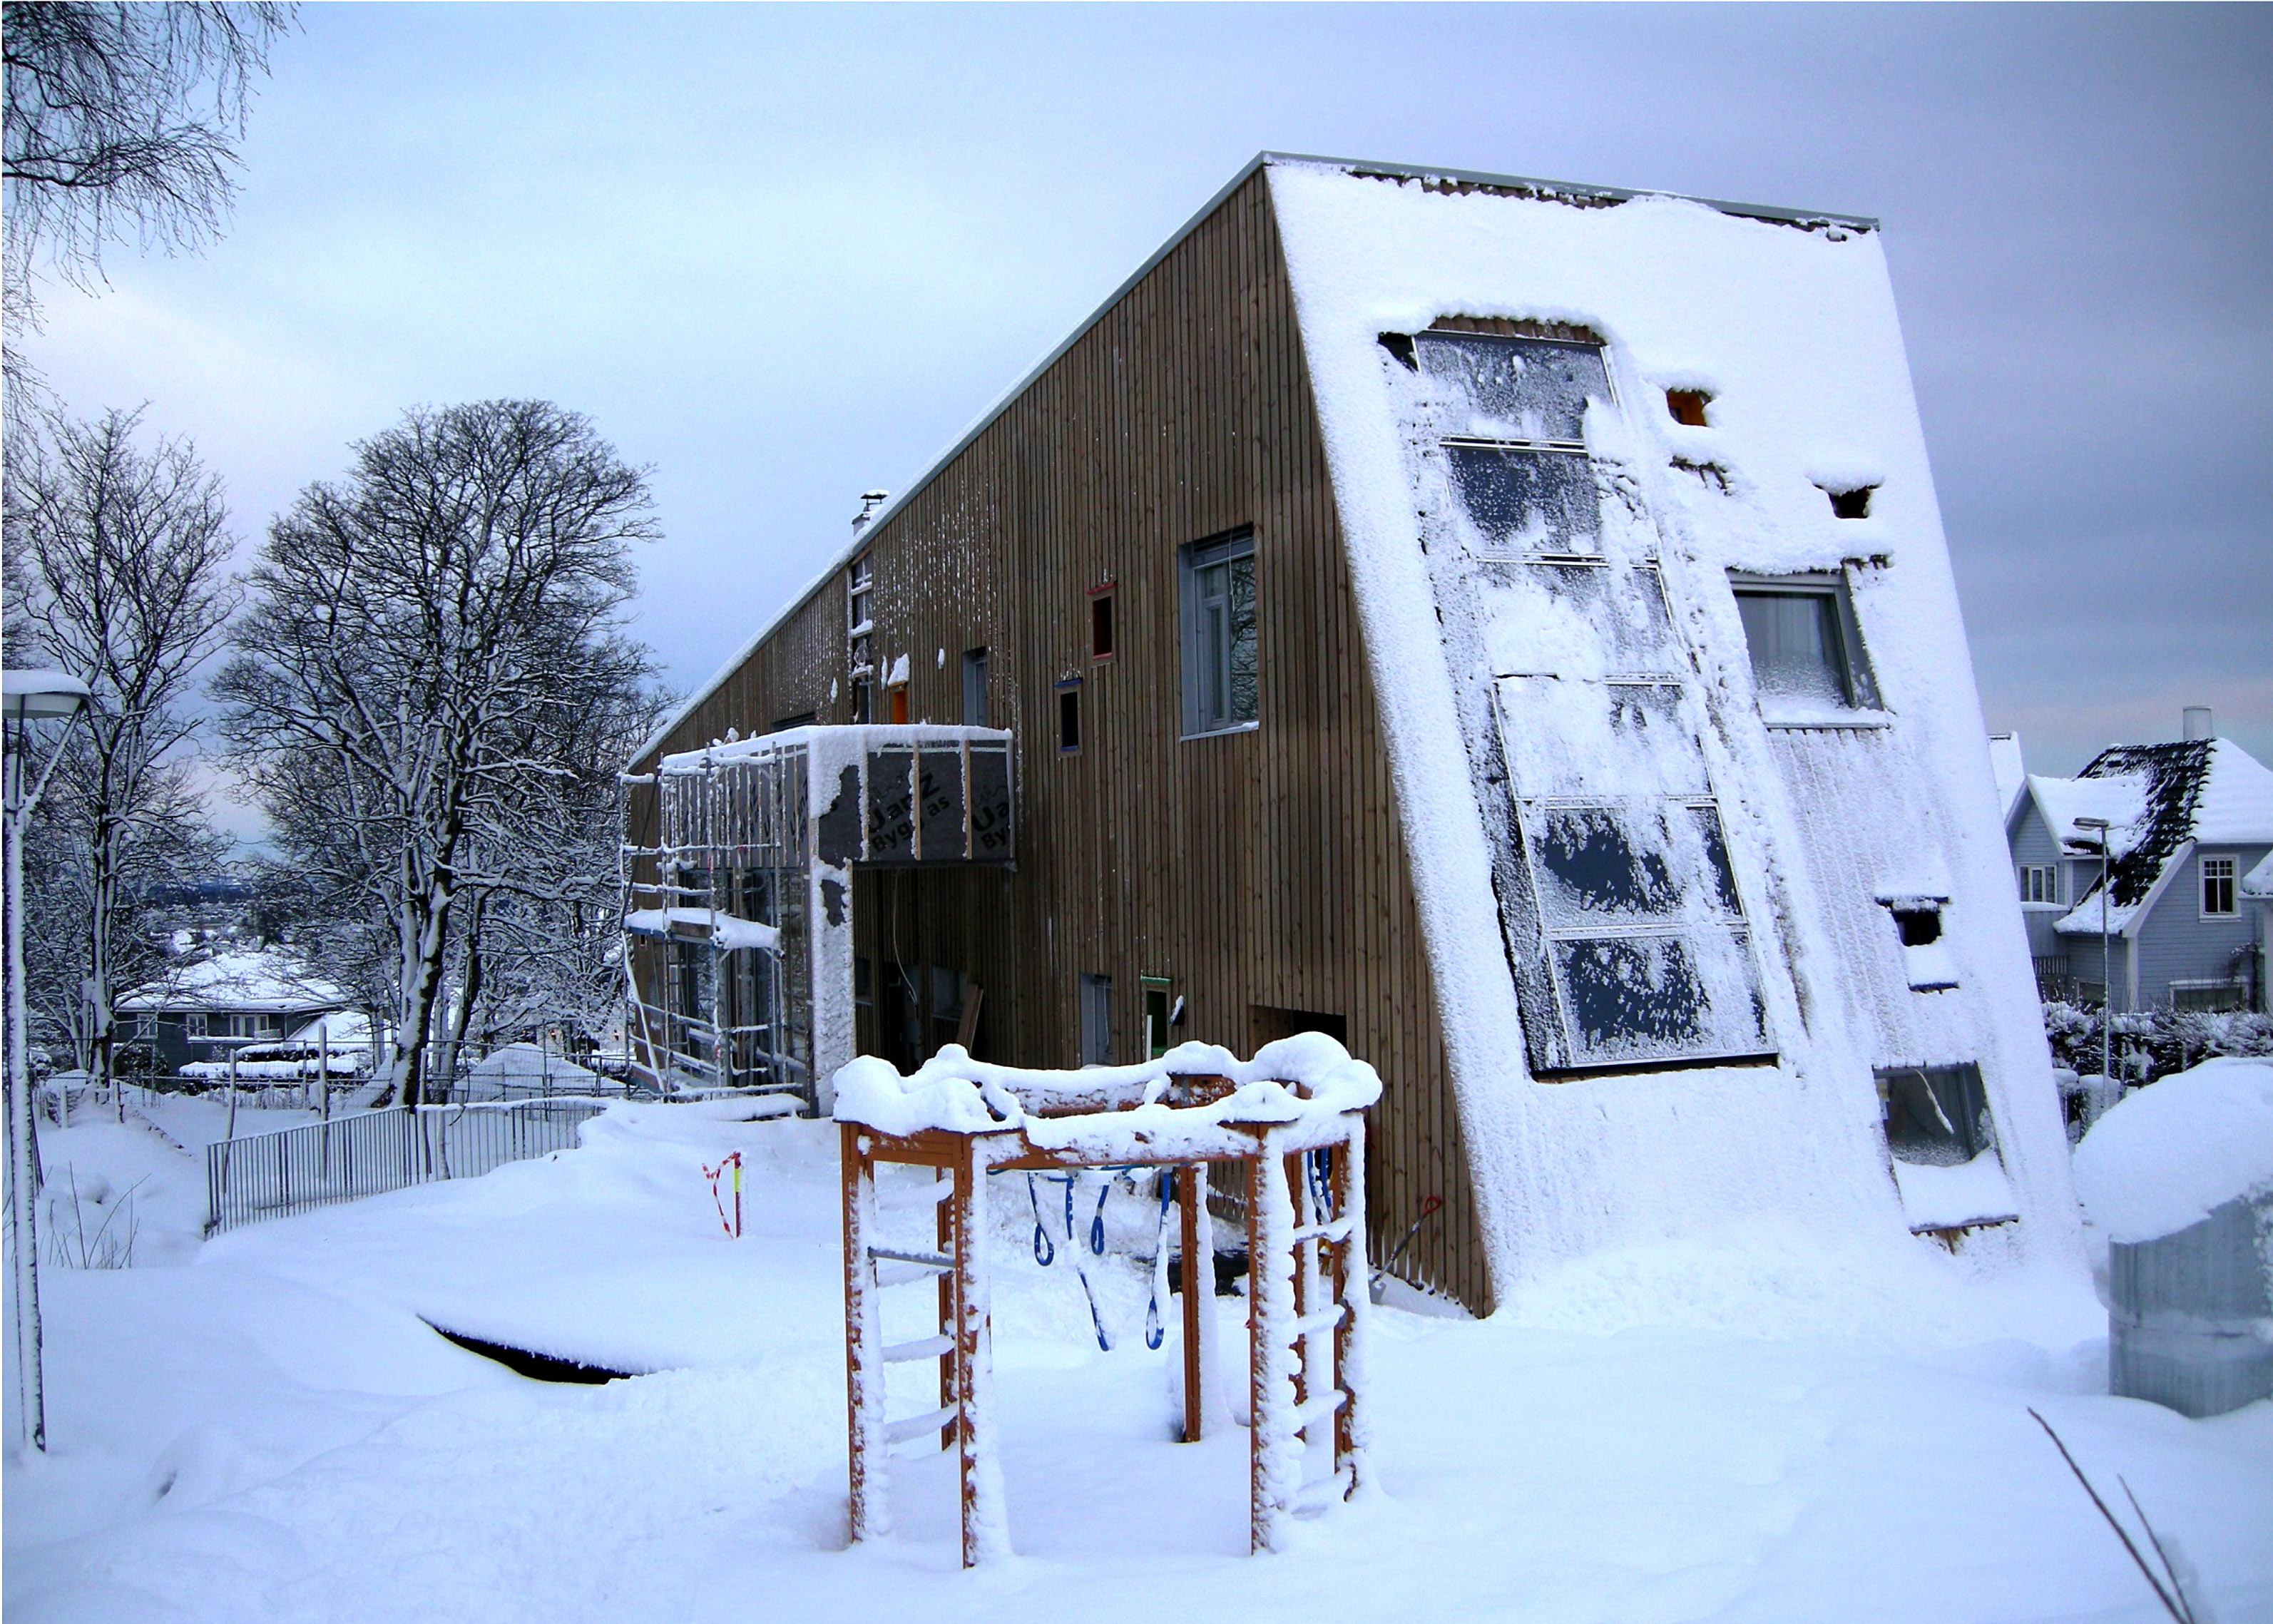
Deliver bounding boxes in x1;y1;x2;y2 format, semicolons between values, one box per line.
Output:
215;400;659;1104
7;409;239;1103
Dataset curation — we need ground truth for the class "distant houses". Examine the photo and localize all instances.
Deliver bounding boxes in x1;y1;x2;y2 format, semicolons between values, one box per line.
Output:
116;949;352;1074
1998;714;2272;1013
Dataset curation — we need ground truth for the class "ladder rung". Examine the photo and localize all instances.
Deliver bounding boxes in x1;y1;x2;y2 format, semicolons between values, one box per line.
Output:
1294;1389;1347;1434
1290;1216;1354;1246
872;1263;944;1288
1290;1302;1347;1339
885;1405;959;1446
884;1334;954;1364
869;1246;951;1270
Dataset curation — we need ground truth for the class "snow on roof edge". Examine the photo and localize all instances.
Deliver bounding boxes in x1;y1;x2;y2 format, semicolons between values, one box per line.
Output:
631;152;1878;767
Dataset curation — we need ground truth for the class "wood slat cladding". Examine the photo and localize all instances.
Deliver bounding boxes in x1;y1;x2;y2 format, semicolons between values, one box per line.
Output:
634;170;1491;1312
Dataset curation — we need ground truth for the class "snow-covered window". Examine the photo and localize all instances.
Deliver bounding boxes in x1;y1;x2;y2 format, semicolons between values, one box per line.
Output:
1730;573;1879;716
1494;673;1770;1070
1180;528;1257;736
2200;855;2237;917
2019;864;2059;905
1416;333;1611;557
1877;1063;1993;1166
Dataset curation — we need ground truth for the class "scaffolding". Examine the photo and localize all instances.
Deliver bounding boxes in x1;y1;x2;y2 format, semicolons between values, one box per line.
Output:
620;725;1014;1110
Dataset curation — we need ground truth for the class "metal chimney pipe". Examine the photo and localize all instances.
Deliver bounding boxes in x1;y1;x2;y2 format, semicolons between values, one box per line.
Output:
2183;705;2213;742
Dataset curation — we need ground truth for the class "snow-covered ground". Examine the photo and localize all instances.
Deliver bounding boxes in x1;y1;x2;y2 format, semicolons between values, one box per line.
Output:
6;1100;2271;1623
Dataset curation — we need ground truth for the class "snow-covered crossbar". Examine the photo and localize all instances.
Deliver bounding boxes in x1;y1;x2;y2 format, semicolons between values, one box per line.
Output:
834;1034;1381;1566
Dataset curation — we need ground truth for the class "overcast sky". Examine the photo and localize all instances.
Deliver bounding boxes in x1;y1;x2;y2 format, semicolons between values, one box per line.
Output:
21;3;2270;838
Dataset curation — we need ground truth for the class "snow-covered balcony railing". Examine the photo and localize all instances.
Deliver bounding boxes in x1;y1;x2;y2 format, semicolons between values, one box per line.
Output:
834;1034;1379;1567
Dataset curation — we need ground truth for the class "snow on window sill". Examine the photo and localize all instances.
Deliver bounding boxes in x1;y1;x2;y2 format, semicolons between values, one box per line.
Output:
1762;709;1893;731
1180;720;1261;742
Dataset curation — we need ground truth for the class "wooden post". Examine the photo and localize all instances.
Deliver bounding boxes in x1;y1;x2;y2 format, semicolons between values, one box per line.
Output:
1180;1161;1205;1442
949;1137;1008;1566
936;1168;956;1450
1247;1136;1297;1554
1332;1119;1368;1497
841;1123;887;1543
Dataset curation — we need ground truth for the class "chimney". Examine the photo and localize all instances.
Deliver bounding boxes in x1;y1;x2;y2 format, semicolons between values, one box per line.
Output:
2182;705;2213;742
851;490;889;536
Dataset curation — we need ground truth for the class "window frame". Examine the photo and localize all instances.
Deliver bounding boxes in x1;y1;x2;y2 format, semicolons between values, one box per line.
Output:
1055;677;1082;755
2019;864;2060;907
1179;526;1259;739
1728;570;1884;721
1088;583;1116;663
185;1012;208;1040
960;647;989;727
2200;854;2237;919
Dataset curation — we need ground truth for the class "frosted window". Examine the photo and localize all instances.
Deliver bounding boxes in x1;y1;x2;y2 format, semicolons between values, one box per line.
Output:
1416;334;1608;444
1472;561;1676;680
1733;581;1879;712
1531;803;1737;926
1496;678;1707;800
1182;529;1257;735
1549;931;1767;1066
1446;444;1602;553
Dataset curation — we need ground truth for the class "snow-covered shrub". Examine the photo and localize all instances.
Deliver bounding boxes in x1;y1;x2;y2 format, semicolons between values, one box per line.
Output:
2043;999;2273;1083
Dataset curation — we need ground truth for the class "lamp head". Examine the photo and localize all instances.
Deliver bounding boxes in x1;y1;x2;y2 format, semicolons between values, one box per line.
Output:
1;670;91;726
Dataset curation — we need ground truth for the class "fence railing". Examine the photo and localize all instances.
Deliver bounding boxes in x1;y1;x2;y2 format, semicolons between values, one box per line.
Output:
205;1098;608;1235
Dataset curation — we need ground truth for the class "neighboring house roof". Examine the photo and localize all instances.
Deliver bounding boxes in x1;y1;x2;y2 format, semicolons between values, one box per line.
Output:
1988;733;2028;828
116;949;347;1015
2049;738;2273;939
2242;850;2273;902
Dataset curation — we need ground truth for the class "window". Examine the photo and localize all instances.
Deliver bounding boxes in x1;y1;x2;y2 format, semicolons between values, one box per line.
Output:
1730;573;1880;714
1078;973;1113;1066
1824;485;1875;520
847;556;874;722
1142;977;1173;1061
961;648;989;726
1090;586;1115;661
1665;388;1711;427
887;684;909;725
1417;332;1611;556
1180;528;1257;735
2019;864;2059;905
1877;1063;1993;1166
1056;679;1081;753
133;1013;156;1040
2202;855;2237;917
2171;979;2246;1013
185;1012;208;1040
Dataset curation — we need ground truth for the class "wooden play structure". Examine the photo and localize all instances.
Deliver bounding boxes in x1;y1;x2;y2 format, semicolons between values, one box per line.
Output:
837;1053;1376;1565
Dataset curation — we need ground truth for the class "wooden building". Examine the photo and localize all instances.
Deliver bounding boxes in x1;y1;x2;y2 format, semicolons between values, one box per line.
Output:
626;154;2078;1314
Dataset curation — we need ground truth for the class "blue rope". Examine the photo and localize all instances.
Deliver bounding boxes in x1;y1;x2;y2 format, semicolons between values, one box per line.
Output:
1143;1168;1175;1350
1026;1172;1054;1267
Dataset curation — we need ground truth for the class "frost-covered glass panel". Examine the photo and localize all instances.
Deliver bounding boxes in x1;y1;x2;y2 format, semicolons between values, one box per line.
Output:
1472;562;1677;680
1737;590;1849;707
1528;802;1741;929
1445;444;1601;554
1551;929;1769;1066
1416;334;1608;444
1879;1064;1993;1166
1495;677;1707;800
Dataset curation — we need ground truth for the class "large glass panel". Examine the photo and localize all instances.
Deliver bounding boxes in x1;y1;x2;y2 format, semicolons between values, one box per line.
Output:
1191;542;1258;730
1473;561;1676;680
1736;590;1851;708
1551;929;1767;1067
1879;1064;1993;1165
1446;444;1601;554
1496;677;1707;800
1529;802;1740;928
1416;334;1609;443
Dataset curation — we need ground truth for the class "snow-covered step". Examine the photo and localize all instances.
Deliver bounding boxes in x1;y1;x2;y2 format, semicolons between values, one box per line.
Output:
884;1405;959;1446
1290;1302;1347;1339
1290;1215;1354;1246
1293;1389;1347;1435
884;1334;954;1364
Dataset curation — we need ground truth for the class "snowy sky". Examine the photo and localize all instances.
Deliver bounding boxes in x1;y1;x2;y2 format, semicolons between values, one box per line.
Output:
18;4;2269;839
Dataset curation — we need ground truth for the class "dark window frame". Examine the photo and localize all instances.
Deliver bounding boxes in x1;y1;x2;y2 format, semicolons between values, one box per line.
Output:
1088;583;1116;663
1056;678;1082;755
1729;570;1882;717
1180;527;1259;738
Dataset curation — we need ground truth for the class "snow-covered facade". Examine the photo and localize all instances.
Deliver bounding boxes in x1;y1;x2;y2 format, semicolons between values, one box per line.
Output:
115;949;350;1074
630;154;2076;1310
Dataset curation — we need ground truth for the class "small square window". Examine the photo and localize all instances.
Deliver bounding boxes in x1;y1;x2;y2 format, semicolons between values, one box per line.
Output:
1180;528;1257;736
1824;485;1875;520
1731;574;1880;715
1090;588;1115;661
1878;1063;1993;1166
2202;855;2237;917
1665;389;1711;427
1056;680;1081;752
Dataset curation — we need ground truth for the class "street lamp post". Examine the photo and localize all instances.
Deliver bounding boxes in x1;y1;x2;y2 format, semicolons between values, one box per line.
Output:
4;668;91;1456
2075;814;2118;1093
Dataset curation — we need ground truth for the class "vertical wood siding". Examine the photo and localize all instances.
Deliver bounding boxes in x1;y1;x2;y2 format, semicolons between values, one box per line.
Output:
635;171;1491;1312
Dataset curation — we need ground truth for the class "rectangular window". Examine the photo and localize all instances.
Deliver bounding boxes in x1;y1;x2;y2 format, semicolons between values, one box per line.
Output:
133;1013;156;1040
2019;864;2059;905
846;556;874;721
1730;573;1880;715
961;648;989;726
1090;586;1115;661
2170;979;2246;1013
1180;528;1257;736
1078;973;1112;1066
185;1012;208;1040
1877;1063;1993;1166
1056;680;1081;753
850;678;872;726
1416;332;1613;557
887;684;909;726
1142;977;1172;1061
2201;855;2237;917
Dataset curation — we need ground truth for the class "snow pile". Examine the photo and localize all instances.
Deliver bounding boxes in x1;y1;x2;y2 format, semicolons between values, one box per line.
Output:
2073;1057;2273;1243
1891;1153;2020;1232
832;1033;1384;1143
465;1043;599;1085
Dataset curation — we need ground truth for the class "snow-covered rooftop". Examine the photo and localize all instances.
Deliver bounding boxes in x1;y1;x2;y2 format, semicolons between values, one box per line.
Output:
2049;737;2273;938
116;950;347;1014
1986;733;2026;827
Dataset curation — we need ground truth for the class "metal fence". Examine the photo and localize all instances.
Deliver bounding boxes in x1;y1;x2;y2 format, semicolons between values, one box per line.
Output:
205;1098;608;1235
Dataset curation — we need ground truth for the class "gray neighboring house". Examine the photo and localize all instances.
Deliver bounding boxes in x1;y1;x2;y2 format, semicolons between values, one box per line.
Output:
2001;716;2273;1013
115;949;350;1075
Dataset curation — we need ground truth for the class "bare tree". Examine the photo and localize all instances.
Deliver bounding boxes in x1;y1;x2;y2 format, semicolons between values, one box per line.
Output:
2;0;293;377
215;400;660;1105
8;409;239;1105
